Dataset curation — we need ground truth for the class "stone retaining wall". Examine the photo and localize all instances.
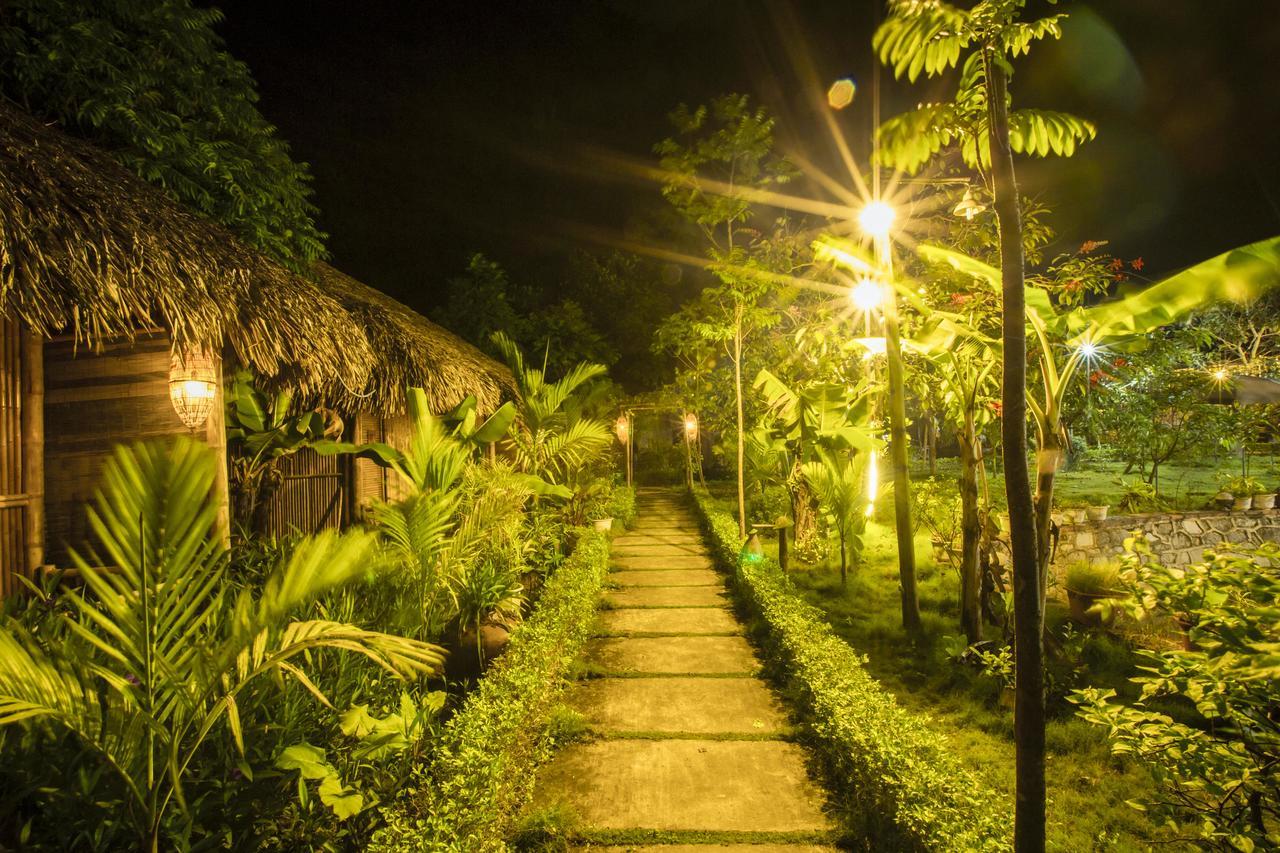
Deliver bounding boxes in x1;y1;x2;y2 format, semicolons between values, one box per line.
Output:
1051;508;1280;576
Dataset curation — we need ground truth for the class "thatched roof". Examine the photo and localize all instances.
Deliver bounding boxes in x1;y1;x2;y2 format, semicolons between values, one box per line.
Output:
313;263;514;414
0;99;510;414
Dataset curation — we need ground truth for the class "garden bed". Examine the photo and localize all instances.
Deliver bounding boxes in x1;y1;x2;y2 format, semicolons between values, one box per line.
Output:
369;529;611;852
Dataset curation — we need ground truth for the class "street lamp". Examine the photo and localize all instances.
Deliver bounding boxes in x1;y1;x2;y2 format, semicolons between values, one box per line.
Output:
849;277;885;314
953;186;987;220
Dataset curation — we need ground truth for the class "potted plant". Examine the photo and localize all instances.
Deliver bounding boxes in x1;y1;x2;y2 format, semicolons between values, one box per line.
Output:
1253;485;1277;510
1085;504;1110;522
1225;475;1262;511
1058;499;1088;524
449;557;524;678
1064;559;1125;626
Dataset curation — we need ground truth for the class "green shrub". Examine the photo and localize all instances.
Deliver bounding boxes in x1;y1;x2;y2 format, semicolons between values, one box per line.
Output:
605;481;637;529
368;530;610;852
692;488;1010;851
1064;559;1123;596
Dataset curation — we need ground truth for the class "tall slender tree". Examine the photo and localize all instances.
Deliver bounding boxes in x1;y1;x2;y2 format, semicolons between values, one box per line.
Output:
875;2;1096;849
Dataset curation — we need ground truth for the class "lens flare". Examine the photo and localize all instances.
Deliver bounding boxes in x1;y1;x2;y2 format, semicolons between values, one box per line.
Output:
827;78;856;110
858;200;895;238
849;277;884;313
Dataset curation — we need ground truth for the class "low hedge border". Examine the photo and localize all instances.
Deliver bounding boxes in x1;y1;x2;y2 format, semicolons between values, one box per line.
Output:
691;488;1010;851
368;529;610;852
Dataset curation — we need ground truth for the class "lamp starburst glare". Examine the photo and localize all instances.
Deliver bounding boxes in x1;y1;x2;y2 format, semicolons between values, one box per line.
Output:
857;200;896;238
849;277;884;313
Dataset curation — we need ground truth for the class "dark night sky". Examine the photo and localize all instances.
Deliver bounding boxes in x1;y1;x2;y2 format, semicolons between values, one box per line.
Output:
213;0;1280;313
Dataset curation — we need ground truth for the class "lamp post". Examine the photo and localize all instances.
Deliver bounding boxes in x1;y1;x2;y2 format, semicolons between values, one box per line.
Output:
682;413;698;490
615;413;633;486
858;200;922;635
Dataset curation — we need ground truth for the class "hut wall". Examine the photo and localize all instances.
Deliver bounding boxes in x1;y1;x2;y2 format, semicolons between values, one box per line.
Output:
259;448;349;537
0;320;44;596
349;411;415;516
42;331;229;566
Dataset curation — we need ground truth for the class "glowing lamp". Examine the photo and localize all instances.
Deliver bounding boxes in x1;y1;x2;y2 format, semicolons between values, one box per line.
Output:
169;349;218;429
615;414;630;444
1212;368;1230;382
849;278;885;313
1077;341;1099;359
953;186;986;220
683;413;698;439
858;201;895;239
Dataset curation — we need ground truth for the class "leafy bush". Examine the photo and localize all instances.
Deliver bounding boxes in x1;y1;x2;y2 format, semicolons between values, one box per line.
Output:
691;488;1009;850
368;530;610;852
1073;541;1280;851
605;481;637;529
1064;559;1123;596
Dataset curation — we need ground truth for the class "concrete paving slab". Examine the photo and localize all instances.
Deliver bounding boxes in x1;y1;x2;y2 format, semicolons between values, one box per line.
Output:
536;740;831;833
611;543;711;557
600;607;740;635
586;840;844;845
613;533;704;546
604;586;729;608
587;636;759;675
612;554;714;570
572;677;787;734
610;569;721;587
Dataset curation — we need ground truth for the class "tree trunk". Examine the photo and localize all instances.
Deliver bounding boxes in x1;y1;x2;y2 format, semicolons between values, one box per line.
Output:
787;458;819;553
1032;431;1063;602
839;532;848;586
959;422;983;644
987;53;1046;853
883;265;922;634
734;318;747;538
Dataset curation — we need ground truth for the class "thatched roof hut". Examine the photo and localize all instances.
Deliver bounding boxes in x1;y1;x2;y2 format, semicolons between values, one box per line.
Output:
314;263;514;415
0;98;511;414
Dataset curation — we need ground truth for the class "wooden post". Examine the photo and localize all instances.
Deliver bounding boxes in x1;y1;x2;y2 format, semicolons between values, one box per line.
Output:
777;525;788;573
21;328;44;574
203;353;231;546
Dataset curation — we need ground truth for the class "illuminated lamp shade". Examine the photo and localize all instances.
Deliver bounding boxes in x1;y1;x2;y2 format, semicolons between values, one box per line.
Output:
615;414;630;444
953;186;986;220
683;413;698;439
169;348;218;429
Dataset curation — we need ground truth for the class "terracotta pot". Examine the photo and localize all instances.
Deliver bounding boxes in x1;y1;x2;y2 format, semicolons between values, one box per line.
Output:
1067;589;1120;627
1232;495;1253;511
1252;493;1276;510
449;623;513;679
1086;505;1109;522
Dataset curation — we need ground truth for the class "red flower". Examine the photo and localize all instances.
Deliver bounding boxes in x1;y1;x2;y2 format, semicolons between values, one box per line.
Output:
989;400;1003;416
1108;258;1125;271
949;292;970;306
1130;257;1144;271
1113;272;1128;282
1112;357;1128;368
1063;279;1082;292
1080;240;1103;253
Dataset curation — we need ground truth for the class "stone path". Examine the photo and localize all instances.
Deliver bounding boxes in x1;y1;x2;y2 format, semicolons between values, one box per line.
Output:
533;488;837;850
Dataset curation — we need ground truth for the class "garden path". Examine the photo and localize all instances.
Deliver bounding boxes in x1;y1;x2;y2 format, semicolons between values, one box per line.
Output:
533;488;838;851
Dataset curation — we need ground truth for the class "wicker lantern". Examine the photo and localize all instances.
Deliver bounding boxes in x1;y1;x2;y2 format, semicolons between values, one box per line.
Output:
682;413;698;440
614;414;630;444
169;348;218;429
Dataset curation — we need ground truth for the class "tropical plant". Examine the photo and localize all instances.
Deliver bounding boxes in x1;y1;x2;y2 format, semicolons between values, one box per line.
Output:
225;370;345;533
802;449;869;585
493;331;612;489
0;438;443;851
1063;559;1122;596
441;394;518;453
0;0;326;267
1073;542;1280;851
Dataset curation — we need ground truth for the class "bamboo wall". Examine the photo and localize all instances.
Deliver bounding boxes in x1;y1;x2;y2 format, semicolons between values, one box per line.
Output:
0;319;43;597
350;411;414;516
260;448;349;537
42;331;229;566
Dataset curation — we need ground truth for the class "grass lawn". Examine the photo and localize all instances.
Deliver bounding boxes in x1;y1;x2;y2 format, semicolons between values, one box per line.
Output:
703;483;1192;852
914;455;1280;513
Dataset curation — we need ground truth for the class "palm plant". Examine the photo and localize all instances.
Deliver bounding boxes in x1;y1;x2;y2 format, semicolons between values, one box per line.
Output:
802;449;869;586
492;331;612;486
0;438;444;851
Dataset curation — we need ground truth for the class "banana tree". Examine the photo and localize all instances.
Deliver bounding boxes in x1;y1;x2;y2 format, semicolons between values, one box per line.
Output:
754;368;875;557
224;370;345;533
0;438;443;851
922;235;1280;596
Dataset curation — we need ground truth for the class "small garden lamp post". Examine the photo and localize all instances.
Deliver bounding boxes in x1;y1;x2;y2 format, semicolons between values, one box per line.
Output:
615;413;632;486
682;412;698;489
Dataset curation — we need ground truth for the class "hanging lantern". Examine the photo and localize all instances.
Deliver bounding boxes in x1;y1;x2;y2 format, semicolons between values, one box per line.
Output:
169;348;218;429
683;413;698;439
615;414;630;444
953;186;987;220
